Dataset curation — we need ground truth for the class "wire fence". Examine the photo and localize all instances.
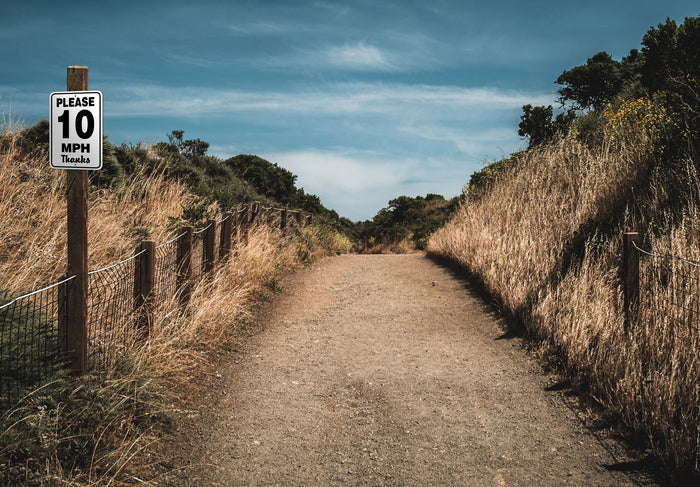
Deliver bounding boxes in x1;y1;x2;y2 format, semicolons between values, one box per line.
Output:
0;275;74;409
0;202;311;410
635;242;700;341
87;250;145;370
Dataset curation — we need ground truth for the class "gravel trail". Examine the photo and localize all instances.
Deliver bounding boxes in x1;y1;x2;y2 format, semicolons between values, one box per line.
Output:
165;254;654;486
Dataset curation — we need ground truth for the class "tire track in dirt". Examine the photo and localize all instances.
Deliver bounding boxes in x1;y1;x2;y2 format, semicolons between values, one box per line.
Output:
165;254;654;486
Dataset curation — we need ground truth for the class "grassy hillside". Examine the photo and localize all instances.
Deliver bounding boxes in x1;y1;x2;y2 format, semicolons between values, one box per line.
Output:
429;15;700;482
0;122;351;485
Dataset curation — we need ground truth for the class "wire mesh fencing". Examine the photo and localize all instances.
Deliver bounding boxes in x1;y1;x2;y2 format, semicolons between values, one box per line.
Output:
87;251;145;370
636;244;700;350
0;275;74;410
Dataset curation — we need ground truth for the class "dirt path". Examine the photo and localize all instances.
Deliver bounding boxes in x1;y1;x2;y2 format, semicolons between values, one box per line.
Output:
164;254;655;486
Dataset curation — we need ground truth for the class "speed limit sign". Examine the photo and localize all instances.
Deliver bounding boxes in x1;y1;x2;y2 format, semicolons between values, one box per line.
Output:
50;91;102;170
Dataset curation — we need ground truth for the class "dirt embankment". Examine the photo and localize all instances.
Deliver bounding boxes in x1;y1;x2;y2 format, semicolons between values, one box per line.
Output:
162;254;655;486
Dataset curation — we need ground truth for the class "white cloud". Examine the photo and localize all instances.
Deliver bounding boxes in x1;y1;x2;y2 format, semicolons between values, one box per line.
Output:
322;42;394;70
397;123;521;157
263;149;405;191
257;42;399;72
259;149;409;220
260;148;469;221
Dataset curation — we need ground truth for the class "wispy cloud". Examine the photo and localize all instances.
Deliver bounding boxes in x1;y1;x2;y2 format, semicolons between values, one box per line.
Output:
105;82;554;118
101;81;550;165
322;42;394;70
226;20;308;36
257;42;400;72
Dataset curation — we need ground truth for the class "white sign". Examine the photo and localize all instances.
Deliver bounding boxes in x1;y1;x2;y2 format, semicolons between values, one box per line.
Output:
50;91;103;170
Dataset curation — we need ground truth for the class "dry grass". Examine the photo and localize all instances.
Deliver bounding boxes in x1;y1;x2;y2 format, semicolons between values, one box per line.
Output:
428;120;700;478
0;130;189;294
0;124;348;485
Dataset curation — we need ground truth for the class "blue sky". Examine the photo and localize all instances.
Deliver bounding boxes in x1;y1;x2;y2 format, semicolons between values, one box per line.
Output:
1;1;698;220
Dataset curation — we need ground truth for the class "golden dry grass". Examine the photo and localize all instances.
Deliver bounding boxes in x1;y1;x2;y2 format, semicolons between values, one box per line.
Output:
428;123;700;477
0;131;189;294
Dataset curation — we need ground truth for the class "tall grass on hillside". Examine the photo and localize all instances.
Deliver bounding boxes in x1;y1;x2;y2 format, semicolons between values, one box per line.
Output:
429;122;656;321
428;96;700;477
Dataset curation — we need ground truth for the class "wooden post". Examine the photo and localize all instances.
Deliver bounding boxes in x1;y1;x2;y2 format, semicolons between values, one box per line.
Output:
281;208;288;235
204;219;217;273
64;66;89;375
307;214;314;226
295;210;303;228
240;206;249;245
220;212;232;260
250;202;259;227
177;227;194;307
623;232;641;331
134;240;155;335
231;209;239;252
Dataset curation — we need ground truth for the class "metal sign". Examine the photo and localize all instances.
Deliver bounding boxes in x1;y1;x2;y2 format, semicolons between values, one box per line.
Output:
50;90;103;170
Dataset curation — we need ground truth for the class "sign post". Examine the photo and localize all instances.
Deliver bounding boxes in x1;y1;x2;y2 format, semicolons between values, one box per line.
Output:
54;66;99;375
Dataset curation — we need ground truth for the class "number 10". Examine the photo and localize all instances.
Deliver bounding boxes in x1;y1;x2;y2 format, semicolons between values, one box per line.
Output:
57;109;95;139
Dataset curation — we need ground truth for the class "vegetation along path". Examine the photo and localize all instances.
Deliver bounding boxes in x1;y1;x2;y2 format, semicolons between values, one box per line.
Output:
165;254;655;486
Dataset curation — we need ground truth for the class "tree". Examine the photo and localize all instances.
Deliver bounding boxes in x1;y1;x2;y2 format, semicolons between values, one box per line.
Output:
556;52;623;110
225;154;297;203
518;105;575;148
641;16;700;157
518;105;554;147
165;129;209;156
641;18;679;92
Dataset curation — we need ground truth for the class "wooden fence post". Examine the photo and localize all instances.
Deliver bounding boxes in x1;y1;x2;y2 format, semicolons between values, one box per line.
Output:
220;212;232;260
281;208;288;235
295;210;303;228
250;202;259;227
64;66;89;375
240;206;249;245
231;209;240;252
134;240;155;335
177;227;193;307
204;219;217;274
623;232;640;331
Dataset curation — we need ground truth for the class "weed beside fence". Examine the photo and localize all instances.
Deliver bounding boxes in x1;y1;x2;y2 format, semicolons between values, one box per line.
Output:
0;202;309;410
